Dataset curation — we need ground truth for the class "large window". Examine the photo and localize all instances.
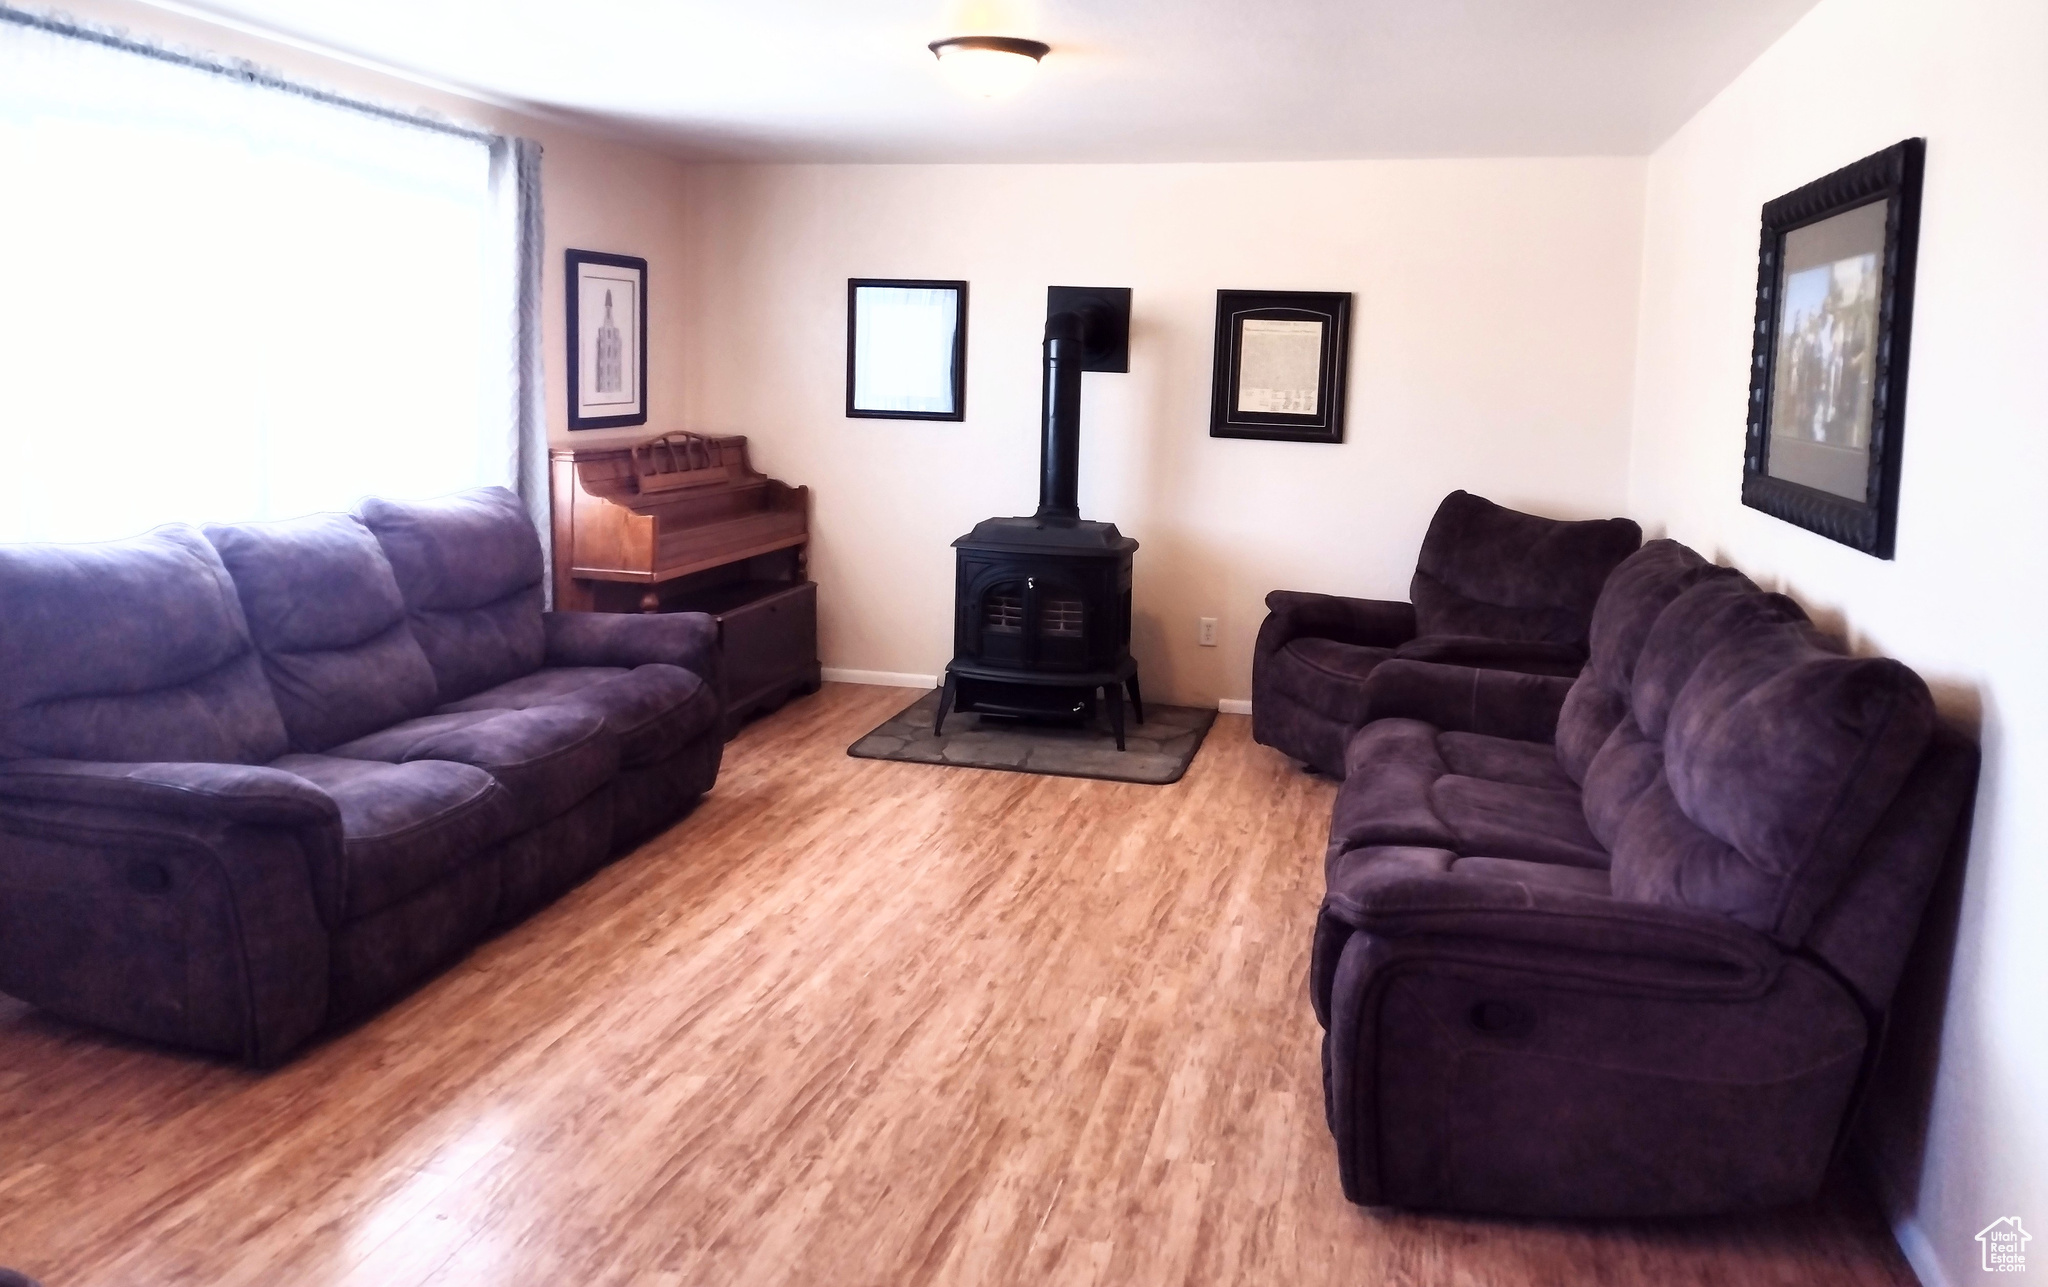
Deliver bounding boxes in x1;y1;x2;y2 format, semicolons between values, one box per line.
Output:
0;11;529;543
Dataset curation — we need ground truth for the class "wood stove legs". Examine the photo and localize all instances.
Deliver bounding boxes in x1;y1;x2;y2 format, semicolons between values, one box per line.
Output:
931;664;1144;750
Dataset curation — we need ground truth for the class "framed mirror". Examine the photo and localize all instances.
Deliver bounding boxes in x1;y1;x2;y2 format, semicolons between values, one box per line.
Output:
846;279;968;421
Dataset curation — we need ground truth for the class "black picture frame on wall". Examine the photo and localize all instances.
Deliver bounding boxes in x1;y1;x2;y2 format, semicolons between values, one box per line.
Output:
1742;138;1925;558
846;278;968;421
1209;289;1351;443
566;249;649;431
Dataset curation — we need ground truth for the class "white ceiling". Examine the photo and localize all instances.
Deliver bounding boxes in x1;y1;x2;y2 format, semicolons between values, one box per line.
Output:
153;0;1823;162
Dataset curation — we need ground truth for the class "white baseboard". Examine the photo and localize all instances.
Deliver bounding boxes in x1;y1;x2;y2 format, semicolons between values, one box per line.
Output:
821;668;939;689
1217;698;1253;716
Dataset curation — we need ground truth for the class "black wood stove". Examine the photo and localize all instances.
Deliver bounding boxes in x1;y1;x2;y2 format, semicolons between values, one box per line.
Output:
936;292;1143;748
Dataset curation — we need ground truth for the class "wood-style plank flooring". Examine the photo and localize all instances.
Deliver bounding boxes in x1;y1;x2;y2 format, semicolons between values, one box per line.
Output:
0;683;1915;1286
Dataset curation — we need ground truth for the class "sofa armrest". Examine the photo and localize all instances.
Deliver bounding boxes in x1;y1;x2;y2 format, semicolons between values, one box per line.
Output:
1356;659;1573;742
0;760;341;1064
1257;590;1417;656
1321;866;1782;995
542;610;721;690
0;759;338;826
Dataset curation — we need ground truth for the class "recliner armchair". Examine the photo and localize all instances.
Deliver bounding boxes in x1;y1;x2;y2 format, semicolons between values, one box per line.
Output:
1253;490;1641;775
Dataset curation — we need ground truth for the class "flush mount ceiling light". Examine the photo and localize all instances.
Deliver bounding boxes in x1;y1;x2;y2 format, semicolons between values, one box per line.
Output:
927;35;1049;99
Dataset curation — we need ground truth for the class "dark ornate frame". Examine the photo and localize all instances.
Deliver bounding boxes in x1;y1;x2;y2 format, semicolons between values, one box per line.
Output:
1208;290;1352;443
565;250;649;431
845;278;969;422
1742;138;1924;558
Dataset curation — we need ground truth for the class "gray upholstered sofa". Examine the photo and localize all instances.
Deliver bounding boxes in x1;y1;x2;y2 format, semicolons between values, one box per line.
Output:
1311;539;1977;1217
0;487;721;1064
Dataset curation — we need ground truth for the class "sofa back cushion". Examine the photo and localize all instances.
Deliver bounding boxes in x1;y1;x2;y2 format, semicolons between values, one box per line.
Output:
358;487;545;704
206;513;441;752
0;526;288;763
1409;491;1641;646
1630;574;1808;740
1553;540;1720;784
1608;616;1936;942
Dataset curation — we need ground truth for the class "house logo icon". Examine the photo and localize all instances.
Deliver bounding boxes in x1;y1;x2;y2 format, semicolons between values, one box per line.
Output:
1978;1216;2029;1272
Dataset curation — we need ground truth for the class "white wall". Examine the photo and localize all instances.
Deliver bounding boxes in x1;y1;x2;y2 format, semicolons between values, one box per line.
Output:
1627;0;2048;1281
65;0;701;455
677;159;1646;704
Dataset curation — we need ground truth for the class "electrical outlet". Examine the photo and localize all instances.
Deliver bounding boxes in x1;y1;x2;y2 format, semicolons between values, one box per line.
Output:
1198;617;1218;647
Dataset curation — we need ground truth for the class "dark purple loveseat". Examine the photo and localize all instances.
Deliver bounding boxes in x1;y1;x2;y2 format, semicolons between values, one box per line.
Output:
1311;539;1977;1217
0;487;721;1064
1253;491;1641;776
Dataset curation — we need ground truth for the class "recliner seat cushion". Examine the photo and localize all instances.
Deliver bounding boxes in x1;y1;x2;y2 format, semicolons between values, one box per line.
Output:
0;526;287;764
1331;720;1606;873
358;488;546;704
205;512;440;752
326;706;616;830
272;753;516;920
438;664;717;767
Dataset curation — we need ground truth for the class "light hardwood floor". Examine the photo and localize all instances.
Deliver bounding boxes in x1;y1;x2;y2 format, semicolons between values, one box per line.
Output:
0;683;1915;1286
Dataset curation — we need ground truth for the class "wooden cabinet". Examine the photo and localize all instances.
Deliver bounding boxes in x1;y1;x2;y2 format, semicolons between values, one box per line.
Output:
550;433;821;736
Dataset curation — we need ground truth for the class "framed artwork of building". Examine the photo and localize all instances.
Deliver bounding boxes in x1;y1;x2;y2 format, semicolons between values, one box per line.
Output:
567;249;648;430
1741;139;1925;557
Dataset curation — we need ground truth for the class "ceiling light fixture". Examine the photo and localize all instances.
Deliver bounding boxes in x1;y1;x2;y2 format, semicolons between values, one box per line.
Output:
927;35;1049;100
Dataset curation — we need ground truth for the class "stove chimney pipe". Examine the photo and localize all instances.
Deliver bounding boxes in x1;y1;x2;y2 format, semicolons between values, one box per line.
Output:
1036;310;1084;521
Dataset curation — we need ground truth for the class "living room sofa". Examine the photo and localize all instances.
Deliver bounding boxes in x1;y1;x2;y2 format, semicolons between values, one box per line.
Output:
1253;490;1641;776
1309;539;1978;1217
0;487;722;1065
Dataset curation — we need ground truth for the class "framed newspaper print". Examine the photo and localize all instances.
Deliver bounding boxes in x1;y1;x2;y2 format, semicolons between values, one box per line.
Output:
1208;289;1352;444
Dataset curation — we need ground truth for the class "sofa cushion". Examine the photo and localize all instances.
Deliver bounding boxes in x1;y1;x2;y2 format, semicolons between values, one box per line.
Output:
1554;540;1723;785
1583;541;1722;693
1612;620;1937;941
1631;576;1808;740
272;753;515;921
358;488;546;704
1331;720;1604;872
205;512;441;752
1449;855;1612;897
1409;491;1641;645
1437;731;1576;791
0;526;288;764
326;706;616;830
437;664;717;767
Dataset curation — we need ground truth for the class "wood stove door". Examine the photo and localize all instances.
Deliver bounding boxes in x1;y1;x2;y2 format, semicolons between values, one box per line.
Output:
1027;573;1091;671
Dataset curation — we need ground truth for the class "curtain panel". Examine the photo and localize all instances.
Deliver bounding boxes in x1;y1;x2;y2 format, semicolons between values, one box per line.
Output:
0;6;546;545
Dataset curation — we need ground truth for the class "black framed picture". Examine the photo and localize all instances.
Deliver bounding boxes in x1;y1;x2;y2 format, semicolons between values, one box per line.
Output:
566;249;648;430
1742;138;1925;558
1209;290;1352;443
846;279;968;421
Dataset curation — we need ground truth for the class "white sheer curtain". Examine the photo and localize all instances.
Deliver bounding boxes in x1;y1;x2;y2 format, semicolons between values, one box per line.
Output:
0;11;531;543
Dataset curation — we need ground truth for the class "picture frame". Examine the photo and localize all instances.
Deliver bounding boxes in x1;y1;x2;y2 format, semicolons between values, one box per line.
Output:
566;249;648;431
1742;138;1925;558
1208;290;1352;443
846;278;968;421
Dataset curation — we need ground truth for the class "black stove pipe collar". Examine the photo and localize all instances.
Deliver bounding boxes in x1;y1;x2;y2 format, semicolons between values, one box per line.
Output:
1037;310;1084;522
